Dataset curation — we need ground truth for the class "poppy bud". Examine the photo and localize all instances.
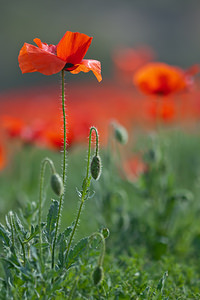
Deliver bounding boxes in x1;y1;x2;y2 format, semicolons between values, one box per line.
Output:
90;155;101;180
93;265;104;285
113;123;128;144
101;228;110;239
51;173;64;196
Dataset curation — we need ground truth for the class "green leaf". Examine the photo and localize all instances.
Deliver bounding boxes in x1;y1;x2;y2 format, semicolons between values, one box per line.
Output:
157;271;168;294
66;237;88;268
14;213;26;237
0;223;10;247
23;224;45;244
46;199;59;244
57;224;73;268
58;235;67;268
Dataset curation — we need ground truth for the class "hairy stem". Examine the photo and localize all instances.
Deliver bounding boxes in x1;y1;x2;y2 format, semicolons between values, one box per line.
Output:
52;69;67;269
90;232;105;266
39;157;55;266
65;127;99;260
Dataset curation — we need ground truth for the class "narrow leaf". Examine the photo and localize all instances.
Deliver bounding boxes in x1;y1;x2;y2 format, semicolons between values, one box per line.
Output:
157;271;168;294
46;199;59;243
58;234;67;268
0;223;10;247
14;213;26;237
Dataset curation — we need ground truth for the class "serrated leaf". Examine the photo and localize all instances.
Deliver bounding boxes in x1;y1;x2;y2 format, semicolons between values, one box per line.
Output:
63;226;73;238
0;223;10;247
14;213;26;237
46;200;59;244
23;224;45;244
66;237;88;268
58;235;67;268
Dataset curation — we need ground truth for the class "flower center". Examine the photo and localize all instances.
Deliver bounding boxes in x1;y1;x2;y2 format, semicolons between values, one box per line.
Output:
64;63;75;70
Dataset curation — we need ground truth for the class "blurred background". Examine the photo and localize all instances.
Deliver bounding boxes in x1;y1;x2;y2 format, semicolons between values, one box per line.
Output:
1;0;200;90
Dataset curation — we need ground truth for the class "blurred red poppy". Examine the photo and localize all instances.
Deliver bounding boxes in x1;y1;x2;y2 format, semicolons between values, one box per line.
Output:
18;31;102;82
148;100;175;123
42;117;74;151
1;115;46;146
123;155;148;181
1;116;24;138
112;46;155;83
133;62;199;96
0;143;6;171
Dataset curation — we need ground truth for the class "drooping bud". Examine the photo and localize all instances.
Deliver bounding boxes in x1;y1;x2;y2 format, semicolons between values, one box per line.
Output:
93;265;104;285
113;122;128;144
101;228;110;239
90;155;101;180
51;173;64;196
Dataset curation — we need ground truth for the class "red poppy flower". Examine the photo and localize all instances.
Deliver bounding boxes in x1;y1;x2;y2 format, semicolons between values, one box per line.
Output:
18;31;102;82
133;62;199;96
112;46;155;83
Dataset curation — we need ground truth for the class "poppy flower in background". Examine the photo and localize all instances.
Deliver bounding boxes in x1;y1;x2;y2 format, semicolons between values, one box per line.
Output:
18;31;102;82
133;62;199;96
123;155;148;181
112;46;155;84
0;143;6;171
147;100;175;123
42;118;74;151
1;116;25;138
1;115;47;146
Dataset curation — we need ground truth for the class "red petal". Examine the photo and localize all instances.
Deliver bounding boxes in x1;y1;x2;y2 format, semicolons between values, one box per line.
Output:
57;31;92;64
33;38;57;55
70;59;102;82
18;43;66;75
18;44;37;73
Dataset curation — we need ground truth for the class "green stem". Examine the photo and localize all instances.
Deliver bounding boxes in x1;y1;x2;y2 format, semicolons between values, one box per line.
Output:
90;232;105;266
39;157;55;266
52;69;67;269
65;127;99;260
65;200;84;261
61;68;67;185
86;126;99;177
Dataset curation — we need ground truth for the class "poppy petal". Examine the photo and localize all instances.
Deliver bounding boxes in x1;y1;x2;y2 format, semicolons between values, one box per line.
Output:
57;31;93;64
18;43;66;75
18;44;37;73
70;59;102;82
33;38;57;55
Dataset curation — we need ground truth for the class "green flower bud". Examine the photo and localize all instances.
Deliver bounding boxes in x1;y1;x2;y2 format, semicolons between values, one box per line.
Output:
93;265;104;285
90;155;101;180
101;228;110;239
113;123;128;144
51;173;64;196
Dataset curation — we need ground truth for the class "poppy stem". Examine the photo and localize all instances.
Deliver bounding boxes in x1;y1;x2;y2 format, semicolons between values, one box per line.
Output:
65;127;99;261
39;157;56;267
61;68;67;185
90;232;105;267
52;69;67;269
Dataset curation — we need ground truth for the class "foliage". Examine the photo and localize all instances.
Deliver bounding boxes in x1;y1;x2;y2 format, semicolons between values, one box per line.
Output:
0;128;200;298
